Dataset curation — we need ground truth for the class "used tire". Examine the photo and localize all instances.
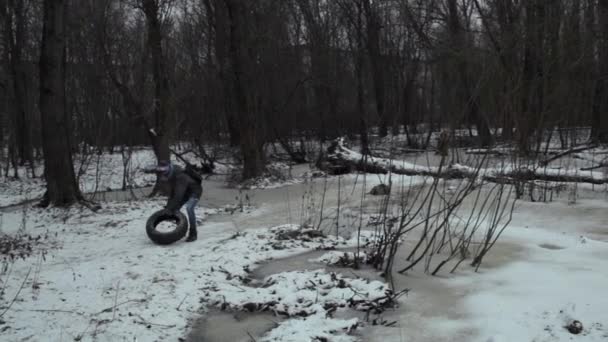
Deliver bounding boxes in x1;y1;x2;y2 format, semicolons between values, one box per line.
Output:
146;209;188;245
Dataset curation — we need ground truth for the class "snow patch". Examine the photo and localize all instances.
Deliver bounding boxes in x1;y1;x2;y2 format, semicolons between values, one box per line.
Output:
0;202;388;341
261;311;358;342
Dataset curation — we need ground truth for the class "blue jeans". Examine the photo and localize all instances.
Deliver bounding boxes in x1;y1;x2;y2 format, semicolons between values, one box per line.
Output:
185;197;199;236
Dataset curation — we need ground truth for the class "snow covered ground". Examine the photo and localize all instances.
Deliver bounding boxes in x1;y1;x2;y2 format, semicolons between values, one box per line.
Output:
0;148;158;207
1;141;608;341
0;193;389;342
0;177;46;208
75;149;158;193
0;147;314;208
363;190;608;342
450;223;608;341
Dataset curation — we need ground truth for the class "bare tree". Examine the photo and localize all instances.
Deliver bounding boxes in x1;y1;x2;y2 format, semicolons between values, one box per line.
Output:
361;0;388;138
296;0;335;141
38;0;82;206
222;0;267;179
6;0;34;169
140;0;172;162
3;0;608;195
592;0;608;143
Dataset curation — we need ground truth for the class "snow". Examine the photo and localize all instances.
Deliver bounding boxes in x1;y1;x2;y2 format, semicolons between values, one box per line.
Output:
74;148;157;193
0;148;158;207
332;139;608;184
0;148;315;208
240;176;304;190
0;177;45;207
309;251;369;266
206;269;389;316
2;139;608;341
236;163;308;190
450;225;608;342
262;311;358;342
0;201;384;341
334;139;438;174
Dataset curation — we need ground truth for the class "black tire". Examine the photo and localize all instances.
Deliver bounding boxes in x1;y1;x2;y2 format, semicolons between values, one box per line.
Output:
146;209;188;245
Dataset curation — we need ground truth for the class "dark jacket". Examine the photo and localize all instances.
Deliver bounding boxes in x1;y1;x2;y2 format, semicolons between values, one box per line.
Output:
165;165;203;211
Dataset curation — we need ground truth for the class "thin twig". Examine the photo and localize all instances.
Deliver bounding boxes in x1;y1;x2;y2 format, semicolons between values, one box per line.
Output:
580;163;608;171
16;308;85;315
0;268;32;318
95;298;147;315
176;295;188;311
134;320;177;328
112;280;120;321
540;144;597;166
246;331;257;342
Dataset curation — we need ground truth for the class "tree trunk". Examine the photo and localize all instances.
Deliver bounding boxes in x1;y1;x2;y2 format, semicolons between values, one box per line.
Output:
296;0;331;141
356;0;369;154
7;0;33;167
141;0;171;163
469;95;494;147
224;0;265;180
362;0;387;137
140;0;173;196
1;2;10;173
520;1;545;153
322;139;608;185
39;0;81;206
592;0;608;143
208;0;241;147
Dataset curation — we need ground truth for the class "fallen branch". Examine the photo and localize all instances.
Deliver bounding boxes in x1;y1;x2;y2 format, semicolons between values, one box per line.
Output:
112;281;120;321
581;163;608;171
465;148;510;156
131;312;176;329
246;331;258;342
0;268;31;318
320;139;608;185
539;144;597;166
176;295;188;311
134;320;177;329
16;308;86;316
94;298;147;315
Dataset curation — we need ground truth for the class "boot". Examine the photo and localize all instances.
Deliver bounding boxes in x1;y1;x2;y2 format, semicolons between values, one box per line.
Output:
185;224;197;242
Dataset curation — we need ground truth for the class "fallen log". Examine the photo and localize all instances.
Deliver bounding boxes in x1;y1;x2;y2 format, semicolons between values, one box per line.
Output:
539;143;597;166
581;164;608;171
319;139;608;185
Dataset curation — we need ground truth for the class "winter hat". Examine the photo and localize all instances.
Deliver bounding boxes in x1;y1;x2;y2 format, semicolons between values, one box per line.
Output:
156;160;172;176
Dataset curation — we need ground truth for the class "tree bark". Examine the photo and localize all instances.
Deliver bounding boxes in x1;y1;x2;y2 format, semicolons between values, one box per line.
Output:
362;0;387;137
447;0;493;147
520;1;545;153
142;0;171;161
0;3;7;166
138;0;174;196
224;0;266;180
355;0;369;154
296;0;331;141
207;0;241;147
141;0;171;163
39;0;81;206
6;0;33;166
592;0;608;143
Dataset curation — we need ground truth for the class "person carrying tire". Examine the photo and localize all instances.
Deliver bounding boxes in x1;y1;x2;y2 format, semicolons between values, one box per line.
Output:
156;160;203;242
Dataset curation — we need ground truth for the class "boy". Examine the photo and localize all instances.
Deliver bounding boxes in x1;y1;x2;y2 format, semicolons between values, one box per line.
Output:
156;160;202;242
